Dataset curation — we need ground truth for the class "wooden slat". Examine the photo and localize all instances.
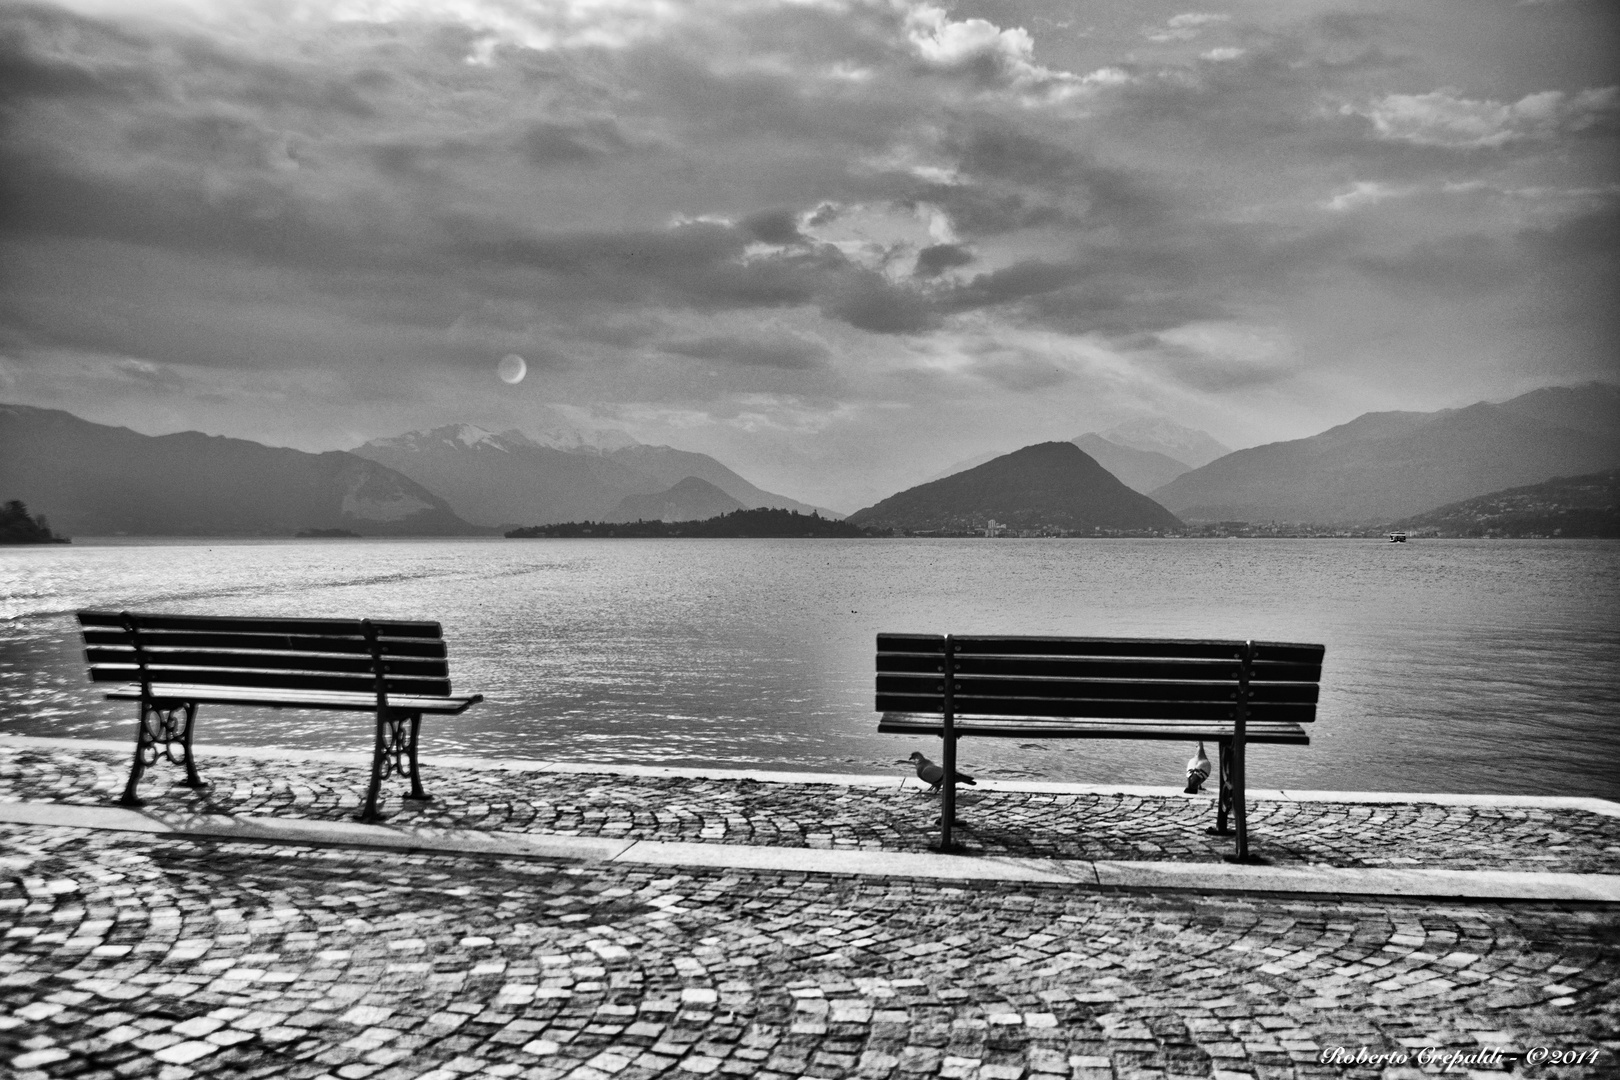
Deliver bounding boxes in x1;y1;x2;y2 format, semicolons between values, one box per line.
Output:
876;633;944;653
877;712;1311;744
83;647;448;679
946;636;1324;665
878;654;1322;685
89;666;450;697
77;611;442;639
875;693;1315;723
948;635;1245;660
80;629;447;658
100;683;482;715
876;674;1318;703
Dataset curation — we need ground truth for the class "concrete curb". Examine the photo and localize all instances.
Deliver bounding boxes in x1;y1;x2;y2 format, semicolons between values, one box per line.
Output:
5;735;1617;816
2;799;1615;902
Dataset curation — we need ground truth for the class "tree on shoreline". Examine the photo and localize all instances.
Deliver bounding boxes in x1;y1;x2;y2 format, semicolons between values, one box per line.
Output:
1;500;70;544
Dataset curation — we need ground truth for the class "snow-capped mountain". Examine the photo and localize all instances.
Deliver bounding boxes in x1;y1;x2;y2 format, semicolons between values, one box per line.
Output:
353;423;834;527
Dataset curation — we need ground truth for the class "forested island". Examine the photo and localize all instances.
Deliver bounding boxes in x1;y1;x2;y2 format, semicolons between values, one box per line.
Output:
1;500;70;544
506;507;884;538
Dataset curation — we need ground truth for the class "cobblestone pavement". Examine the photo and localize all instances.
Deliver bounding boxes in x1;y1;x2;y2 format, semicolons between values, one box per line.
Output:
3;823;1618;1080
2;746;1617;874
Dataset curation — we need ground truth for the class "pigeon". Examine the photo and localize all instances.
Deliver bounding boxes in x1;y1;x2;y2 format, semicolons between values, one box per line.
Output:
905;751;977;792
1184;742;1211;794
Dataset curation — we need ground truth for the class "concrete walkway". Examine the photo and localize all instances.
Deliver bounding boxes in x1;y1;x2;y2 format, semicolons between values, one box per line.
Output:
2;738;1617;1080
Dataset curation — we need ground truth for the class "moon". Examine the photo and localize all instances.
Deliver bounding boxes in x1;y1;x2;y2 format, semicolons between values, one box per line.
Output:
496;353;527;384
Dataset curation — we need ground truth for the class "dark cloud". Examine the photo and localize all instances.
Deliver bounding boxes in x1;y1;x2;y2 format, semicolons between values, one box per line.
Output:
914;243;974;276
522;119;632;167
821;271;936;334
741;208;805;246
660;334;826;369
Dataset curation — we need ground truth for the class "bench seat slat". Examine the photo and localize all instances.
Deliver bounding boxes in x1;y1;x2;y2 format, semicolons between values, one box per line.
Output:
876;694;1315;723
89;666;451;697
877;674;1318;703
877;711;1310;744
877;657;1322;684
78;611;442;638
100;683;481;714
879;634;1323;665
84;647;450;679
81;629;448;658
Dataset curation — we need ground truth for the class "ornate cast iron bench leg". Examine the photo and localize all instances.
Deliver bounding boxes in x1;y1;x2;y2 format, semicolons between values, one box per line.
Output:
363;707;428;821
121;699;203;807
406;711;430;803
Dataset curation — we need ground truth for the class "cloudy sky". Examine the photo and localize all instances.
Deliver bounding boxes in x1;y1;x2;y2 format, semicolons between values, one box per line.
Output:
1;0;1616;510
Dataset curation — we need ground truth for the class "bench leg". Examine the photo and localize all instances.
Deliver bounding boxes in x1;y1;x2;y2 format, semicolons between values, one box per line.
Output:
1230;733;1250;862
1207;739;1233;836
405;711;430;802
121;700;202;807
363;708;426;820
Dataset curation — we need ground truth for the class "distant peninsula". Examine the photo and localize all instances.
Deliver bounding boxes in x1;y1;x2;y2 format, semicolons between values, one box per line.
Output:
1392;469;1619;538
507;507;883;538
1;499;70;544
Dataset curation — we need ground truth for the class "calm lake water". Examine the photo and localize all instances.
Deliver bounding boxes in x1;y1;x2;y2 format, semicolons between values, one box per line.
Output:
2;537;1617;798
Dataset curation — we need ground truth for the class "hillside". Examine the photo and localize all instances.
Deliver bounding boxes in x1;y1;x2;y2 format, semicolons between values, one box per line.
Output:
1151;384;1620;523
606;477;746;523
1394;470;1619;537
1070;433;1190;494
847;442;1183;534
354;424;832;527
0;404;480;537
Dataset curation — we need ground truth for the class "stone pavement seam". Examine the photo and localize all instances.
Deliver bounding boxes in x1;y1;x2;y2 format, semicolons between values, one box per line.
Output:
2;798;1616;903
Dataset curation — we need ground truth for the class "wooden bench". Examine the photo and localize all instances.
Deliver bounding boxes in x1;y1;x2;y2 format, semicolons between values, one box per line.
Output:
78;611;483;821
876;634;1325;860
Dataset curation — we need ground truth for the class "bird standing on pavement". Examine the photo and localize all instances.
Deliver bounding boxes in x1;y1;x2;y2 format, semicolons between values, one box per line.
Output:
905;751;976;792
1185;742;1211;794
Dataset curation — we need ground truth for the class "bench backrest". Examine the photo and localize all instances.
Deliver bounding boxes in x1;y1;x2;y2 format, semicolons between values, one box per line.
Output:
78;611;453;700
877;634;1323;724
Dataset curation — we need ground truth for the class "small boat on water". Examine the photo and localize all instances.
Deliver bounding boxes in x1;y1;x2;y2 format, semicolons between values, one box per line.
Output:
1388;531;1407;543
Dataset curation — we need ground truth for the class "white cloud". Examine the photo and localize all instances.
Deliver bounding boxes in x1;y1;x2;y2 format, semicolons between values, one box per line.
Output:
1323;181;1410;211
1146;11;1231;43
1347;86;1619;148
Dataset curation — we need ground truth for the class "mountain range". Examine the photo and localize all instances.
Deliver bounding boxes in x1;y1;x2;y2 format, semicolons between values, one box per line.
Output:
922;421;1225;495
0;404;480;536
1151;383;1620;523
6;382;1618;538
353;424;831;527
847;441;1183;534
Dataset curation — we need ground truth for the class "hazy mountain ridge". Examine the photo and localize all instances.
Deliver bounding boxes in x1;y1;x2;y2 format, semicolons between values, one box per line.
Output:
1069;434;1191;494
605;477;746;523
1099;418;1231;469
848;442;1183;533
354;424;832;527
1393;469;1619;537
1151;384;1620;524
0;404;481;536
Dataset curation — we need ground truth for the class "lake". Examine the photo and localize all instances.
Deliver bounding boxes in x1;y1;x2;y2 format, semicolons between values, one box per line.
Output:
2;537;1617;798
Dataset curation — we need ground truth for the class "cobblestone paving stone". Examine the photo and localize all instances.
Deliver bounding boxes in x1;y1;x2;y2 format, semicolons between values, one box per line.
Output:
3;747;1618;873
3;824;1618;1080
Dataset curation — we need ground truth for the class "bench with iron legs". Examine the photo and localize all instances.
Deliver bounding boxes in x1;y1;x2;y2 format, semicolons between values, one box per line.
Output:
78;611;483;821
876;633;1325;861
